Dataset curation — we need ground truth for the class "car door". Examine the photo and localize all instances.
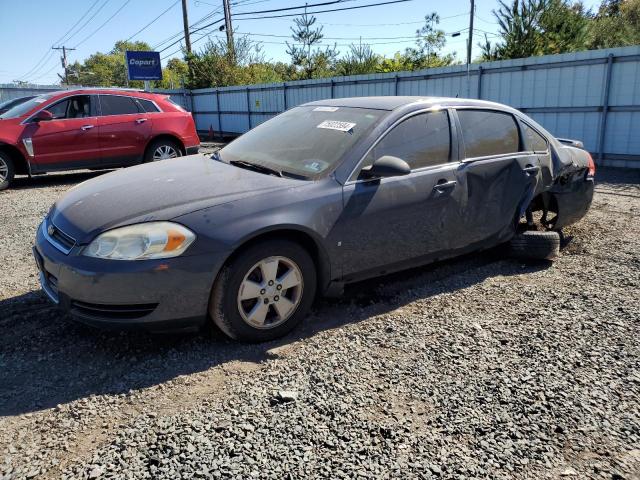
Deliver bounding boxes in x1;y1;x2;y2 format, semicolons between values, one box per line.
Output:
97;94;152;165
453;108;542;246
335;110;466;280
20;95;101;170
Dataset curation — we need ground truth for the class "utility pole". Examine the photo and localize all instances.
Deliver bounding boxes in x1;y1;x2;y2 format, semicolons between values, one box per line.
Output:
52;46;76;86
466;0;475;97
223;0;234;63
181;0;192;54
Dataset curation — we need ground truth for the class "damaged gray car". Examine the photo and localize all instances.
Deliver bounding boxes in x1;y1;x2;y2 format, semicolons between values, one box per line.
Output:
34;96;594;342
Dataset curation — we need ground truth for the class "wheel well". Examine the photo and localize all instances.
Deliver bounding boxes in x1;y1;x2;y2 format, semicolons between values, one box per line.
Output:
221;229;331;296
144;134;186;158
0;143;29;175
523;192;560;230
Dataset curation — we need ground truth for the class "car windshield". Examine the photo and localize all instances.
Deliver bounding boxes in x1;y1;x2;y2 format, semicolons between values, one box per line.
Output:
0;93;57;119
218;106;386;178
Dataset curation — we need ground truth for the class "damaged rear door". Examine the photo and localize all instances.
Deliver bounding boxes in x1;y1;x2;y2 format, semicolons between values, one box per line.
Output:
452;108;541;246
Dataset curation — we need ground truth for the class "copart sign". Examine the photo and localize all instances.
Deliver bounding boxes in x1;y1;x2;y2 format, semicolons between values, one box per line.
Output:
125;51;162;81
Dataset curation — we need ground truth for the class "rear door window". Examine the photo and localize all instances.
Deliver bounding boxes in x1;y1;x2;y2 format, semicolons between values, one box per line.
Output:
457;109;520;158
99;95;141;116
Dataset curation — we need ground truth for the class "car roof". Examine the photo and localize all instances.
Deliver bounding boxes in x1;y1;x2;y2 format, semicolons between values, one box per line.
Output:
303;96;514;112
46;88;163;100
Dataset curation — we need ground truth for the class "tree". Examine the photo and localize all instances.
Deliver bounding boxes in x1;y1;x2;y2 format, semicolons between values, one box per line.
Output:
539;0;589;54
286;9;338;79
189;36;286;88
406;13;456;68
483;0;545;60
587;0;640;48
336;41;380;76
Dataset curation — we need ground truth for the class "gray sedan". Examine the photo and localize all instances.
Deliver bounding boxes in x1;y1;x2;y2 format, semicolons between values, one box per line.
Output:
34;96;594;342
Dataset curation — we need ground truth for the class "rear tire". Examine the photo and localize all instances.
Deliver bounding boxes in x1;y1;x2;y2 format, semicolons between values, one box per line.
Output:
0;151;15;191
509;230;561;260
209;240;317;342
144;139;182;163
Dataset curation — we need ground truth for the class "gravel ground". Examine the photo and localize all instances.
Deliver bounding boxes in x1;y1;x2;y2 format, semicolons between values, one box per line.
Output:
0;162;638;480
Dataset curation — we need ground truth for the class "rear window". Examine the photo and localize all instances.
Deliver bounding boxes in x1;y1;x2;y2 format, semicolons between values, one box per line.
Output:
99;95;140;116
136;98;161;112
458;109;520;158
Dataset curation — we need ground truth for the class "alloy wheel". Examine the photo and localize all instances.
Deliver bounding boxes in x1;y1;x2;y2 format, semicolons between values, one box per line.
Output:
153;145;178;161
236;256;304;329
0;156;8;182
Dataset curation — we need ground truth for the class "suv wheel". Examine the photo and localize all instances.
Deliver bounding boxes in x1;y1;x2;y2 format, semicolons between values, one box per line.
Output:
210;240;317;342
0;151;15;191
145;139;182;162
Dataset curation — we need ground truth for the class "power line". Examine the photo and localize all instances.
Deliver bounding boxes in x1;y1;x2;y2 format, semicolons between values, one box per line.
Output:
152;4;225;49
54;0;103;45
73;0;132;48
58;0;111;45
232;0;414;21
316;12;469;27
18;0;102;80
161;0;414;54
125;0;181;42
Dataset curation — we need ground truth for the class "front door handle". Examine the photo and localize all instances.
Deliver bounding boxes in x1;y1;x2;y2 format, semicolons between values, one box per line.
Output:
523;165;540;174
434;179;457;192
135;118;148;124
81;125;94;131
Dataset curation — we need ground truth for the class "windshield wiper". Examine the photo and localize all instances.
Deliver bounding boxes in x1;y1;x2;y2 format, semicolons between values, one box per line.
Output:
229;160;283;177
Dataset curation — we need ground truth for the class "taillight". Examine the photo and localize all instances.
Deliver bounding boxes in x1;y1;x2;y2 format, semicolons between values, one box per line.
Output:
586;153;596;178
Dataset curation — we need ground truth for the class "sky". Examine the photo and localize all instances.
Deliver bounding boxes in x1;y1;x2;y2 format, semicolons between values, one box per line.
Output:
0;0;602;85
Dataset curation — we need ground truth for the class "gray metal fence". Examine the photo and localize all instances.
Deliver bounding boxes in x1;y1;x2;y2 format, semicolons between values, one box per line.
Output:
2;46;639;168
173;45;640;169
0;84;61;102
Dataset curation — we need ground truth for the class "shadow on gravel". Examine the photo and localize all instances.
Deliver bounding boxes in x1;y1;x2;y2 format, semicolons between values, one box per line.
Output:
0;248;551;416
10;170;112;190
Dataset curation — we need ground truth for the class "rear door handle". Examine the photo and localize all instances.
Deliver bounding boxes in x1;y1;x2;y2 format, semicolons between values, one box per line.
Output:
523;165;540;174
434;179;457;191
81;125;94;131
136;118;148;124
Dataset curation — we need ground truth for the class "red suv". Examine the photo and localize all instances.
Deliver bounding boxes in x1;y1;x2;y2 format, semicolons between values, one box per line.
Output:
0;89;199;190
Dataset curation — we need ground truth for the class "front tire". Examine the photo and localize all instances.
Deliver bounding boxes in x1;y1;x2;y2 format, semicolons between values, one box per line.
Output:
210;240;317;342
144;139;182;163
0;151;15;191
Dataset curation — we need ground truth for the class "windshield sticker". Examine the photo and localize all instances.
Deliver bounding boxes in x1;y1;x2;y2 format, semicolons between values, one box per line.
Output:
303;161;324;172
33;98;47;103
317;120;356;132
313;106;339;112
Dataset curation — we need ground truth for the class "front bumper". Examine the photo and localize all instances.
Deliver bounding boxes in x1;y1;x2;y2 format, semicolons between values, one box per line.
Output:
34;221;227;332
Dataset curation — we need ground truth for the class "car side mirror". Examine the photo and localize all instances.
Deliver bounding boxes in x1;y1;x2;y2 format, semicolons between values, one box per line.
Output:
33;110;53;122
362;155;411;179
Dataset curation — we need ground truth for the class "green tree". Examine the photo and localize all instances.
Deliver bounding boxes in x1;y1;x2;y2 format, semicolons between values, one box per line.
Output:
286;9;338;79
539;0;589;54
189;36;286;88
587;0;640;48
375;13;456;73
335;41;380;76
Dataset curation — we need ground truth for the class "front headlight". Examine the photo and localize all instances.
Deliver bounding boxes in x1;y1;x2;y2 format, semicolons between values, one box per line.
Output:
83;222;196;260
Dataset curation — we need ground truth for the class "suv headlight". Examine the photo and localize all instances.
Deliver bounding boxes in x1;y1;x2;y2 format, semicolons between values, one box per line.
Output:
83;222;196;260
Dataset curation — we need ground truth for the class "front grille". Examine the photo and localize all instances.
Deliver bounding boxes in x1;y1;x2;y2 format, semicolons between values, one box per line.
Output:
50;226;75;250
44;219;76;254
70;300;158;320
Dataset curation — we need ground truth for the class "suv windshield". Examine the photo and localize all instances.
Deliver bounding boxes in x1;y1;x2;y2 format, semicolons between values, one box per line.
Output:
218;106;386;178
0;93;57;120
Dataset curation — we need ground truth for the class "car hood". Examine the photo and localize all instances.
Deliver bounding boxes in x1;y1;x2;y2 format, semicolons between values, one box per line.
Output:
50;155;306;243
